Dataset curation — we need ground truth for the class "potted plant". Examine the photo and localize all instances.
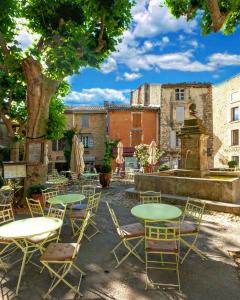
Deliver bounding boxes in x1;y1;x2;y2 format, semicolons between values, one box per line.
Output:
99;163;112;188
228;160;238;169
27;184;46;207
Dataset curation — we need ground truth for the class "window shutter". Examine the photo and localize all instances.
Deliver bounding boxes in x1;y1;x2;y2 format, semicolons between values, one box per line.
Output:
132;113;142;128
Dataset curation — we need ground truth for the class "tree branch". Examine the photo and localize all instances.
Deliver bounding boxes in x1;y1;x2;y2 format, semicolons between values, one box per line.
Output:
0;112;14;136
206;0;229;32
0;32;10;57
95;15;106;53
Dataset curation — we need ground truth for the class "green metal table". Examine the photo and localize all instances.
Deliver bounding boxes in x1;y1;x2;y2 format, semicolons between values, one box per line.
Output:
81;173;98;179
131;203;182;221
0;217;62;295
46;177;69;185
48;193;85;205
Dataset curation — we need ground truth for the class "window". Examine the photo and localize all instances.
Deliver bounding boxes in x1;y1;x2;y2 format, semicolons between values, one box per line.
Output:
52;138;66;151
132;113;142;128
231;107;239;121
176;106;185;122
231;129;239;146
81;114;89;128
170;130;176;148
231;91;240;103
176;135;181;147
79;135;93;148
131;131;142;147
232;156;239;167
175;89;184;100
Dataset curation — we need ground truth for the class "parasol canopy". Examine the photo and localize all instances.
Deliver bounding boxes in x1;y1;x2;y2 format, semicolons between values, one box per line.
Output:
148;140;157;165
116;141;124;164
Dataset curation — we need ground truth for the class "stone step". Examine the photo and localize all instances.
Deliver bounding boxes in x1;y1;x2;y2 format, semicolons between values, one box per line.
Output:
125;188;240;215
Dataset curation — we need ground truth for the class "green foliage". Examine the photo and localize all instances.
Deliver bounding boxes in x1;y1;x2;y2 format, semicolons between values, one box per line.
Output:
0;176;4;188
46;81;70;140
63;128;77;168
164;0;240;34
20;0;134;79
228;160;238;168
27;183;46;195
159;164;169;171
103;139;118;165
134;144;163;167
101;163;112;173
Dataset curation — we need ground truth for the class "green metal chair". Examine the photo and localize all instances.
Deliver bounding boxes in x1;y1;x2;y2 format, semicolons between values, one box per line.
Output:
106;202;144;268
40;212;91;299
145;220;181;290
140;191;161;204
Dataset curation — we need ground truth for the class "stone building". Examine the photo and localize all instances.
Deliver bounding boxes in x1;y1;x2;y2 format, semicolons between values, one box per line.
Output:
48;106;107;170
213;74;240;168
107;105;160;170
131;83;213;168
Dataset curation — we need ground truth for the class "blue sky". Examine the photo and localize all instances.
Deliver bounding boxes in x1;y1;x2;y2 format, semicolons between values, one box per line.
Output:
65;0;240;106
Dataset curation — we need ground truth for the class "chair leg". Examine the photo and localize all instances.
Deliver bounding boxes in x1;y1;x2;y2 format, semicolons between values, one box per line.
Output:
180;237;207;263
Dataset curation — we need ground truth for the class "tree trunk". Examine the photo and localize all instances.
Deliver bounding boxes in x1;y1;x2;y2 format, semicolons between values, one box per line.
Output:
23;56;59;190
206;0;228;32
10;140;19;161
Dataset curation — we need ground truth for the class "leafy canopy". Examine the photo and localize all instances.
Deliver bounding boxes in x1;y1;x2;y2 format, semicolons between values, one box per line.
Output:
164;0;240;34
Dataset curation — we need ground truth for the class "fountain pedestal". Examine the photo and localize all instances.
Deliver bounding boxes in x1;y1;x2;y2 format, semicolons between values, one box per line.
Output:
175;117;209;178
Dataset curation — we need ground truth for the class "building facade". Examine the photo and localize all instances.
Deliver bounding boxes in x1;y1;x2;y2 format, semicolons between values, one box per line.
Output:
213;74;240;168
48;106;107;170
107;105;160;170
131;83;213;168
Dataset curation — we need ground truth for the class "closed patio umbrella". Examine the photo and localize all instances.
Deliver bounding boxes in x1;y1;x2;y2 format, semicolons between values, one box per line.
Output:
116;141;124;172
148;140;157;172
78;141;85;174
70;135;82;175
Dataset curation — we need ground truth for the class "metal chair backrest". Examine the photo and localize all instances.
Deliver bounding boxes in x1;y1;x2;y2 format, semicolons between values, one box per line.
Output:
0;189;14;205
182;198;205;226
85;193;100;214
42;188;59;206
0;203;14;225
145;220;180;243
91;192;101;213
72;211;91;259
55;183;67;195
48;205;66;220
140;191;161;204
52;169;59;178
26;197;44;217
82;185;95;198
106;202;120;231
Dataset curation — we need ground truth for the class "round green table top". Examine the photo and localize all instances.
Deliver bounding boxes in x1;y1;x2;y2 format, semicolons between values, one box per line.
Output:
48;193;85;205
131;203;182;221
0;217;62;239
46;178;68;185
0;185;13;192
82;173;98;178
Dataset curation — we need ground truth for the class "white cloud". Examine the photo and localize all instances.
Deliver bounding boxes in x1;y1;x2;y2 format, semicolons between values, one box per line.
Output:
133;0;196;38
120;72;142;81
65;88;130;105
101;57;117;73
208;53;240;67
15;20;40;50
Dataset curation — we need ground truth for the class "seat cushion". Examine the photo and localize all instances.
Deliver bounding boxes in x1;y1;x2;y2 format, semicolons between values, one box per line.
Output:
71;203;86;210
165;222;197;235
27;231;58;244
70;209;90;219
40;242;79;262
117;223;144;238
146;240;178;253
0;237;12;243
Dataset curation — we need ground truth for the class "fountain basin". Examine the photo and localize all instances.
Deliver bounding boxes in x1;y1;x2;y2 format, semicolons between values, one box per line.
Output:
134;172;240;203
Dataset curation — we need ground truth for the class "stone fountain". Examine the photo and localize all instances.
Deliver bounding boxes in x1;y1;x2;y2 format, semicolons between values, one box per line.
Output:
131;104;240;205
174;103;209;178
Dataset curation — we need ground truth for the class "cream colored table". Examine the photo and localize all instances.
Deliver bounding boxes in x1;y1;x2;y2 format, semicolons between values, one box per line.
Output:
0;217;62;295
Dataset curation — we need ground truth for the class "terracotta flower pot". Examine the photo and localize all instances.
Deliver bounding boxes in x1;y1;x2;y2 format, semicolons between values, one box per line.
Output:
31;194;45;208
99;173;112;188
144;166;151;173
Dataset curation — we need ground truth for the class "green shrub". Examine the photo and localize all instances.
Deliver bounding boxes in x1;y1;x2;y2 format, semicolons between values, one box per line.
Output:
159;164;169;171
228;160;238;168
27;184;46;196
0;176;4;188
101;164;112;173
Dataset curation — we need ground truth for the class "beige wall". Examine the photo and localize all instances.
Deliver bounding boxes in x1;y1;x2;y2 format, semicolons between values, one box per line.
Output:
213;75;240;168
48;111;106;166
131;84;161;106
161;85;213;168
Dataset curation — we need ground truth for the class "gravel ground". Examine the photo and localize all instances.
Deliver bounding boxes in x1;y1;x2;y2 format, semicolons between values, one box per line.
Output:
1;181;240;300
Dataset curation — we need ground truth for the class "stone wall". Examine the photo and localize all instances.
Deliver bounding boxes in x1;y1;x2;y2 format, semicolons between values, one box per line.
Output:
160;84;213;168
213;74;240;168
131;84;161;106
